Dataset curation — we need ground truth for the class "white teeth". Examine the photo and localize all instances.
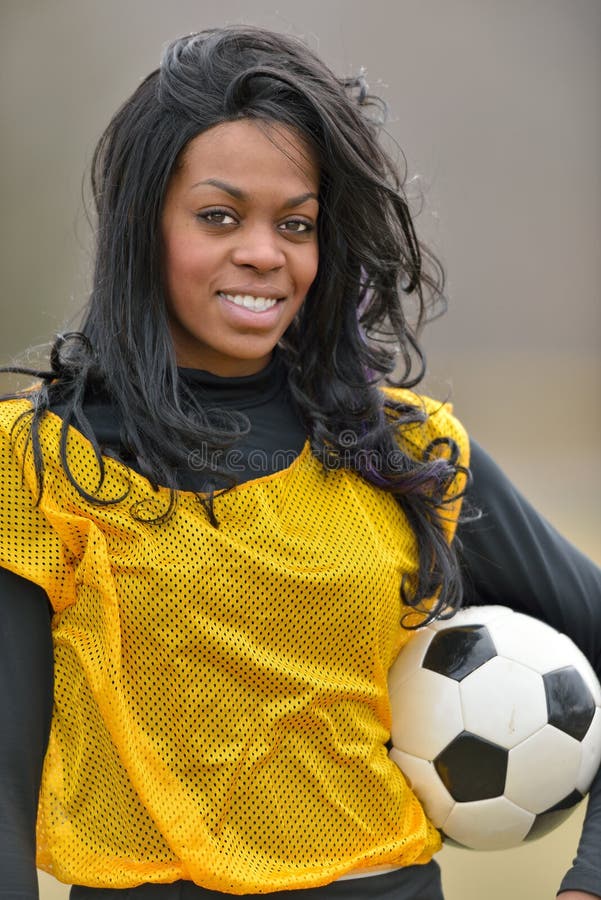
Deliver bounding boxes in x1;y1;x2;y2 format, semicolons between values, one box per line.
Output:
221;293;279;312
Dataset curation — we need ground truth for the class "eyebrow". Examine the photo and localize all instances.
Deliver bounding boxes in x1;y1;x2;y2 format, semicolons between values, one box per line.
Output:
190;178;318;208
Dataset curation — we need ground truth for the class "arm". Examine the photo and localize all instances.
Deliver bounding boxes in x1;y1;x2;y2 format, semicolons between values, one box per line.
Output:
457;440;601;898
0;567;53;900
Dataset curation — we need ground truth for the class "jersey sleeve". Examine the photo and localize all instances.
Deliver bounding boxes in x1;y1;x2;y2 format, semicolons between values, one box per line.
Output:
0;566;53;899
0;401;76;612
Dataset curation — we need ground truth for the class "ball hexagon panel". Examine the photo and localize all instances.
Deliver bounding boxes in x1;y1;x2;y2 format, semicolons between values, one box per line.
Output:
543;666;596;741
525;789;583;841
505;724;582;813
576;707;601;794
388;747;455;827
487;613;572;674
434;732;507;802
389;667;463;760
442;796;534;850
423;625;497;682
388;631;433;691
460;656;548;749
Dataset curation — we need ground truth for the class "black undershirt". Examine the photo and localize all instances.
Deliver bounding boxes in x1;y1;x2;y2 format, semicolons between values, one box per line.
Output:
1;359;600;898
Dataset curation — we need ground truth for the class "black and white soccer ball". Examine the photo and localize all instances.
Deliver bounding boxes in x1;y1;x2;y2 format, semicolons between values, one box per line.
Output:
388;605;601;850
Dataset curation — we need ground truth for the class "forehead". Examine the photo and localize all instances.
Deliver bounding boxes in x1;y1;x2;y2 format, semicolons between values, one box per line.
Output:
174;119;320;194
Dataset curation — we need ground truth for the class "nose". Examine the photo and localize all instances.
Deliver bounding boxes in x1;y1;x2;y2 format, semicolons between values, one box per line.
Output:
230;222;286;272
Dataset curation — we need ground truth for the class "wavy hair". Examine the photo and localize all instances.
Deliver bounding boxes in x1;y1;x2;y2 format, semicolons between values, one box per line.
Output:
3;26;468;624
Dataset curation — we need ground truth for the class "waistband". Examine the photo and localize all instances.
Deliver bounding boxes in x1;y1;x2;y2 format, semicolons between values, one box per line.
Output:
70;862;443;900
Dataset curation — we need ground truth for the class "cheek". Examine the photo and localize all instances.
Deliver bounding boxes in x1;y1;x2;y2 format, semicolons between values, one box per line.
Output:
164;238;211;300
301;245;319;290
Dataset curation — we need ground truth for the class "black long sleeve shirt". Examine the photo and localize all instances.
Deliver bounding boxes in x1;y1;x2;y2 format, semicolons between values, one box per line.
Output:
1;360;600;897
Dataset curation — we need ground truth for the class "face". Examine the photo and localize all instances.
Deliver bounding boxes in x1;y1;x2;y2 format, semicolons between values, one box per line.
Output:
161;119;320;376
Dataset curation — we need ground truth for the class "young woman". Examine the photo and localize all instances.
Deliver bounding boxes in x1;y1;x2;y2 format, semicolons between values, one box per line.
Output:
0;25;599;900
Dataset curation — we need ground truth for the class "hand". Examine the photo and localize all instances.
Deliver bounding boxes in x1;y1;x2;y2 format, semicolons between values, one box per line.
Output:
557;892;601;899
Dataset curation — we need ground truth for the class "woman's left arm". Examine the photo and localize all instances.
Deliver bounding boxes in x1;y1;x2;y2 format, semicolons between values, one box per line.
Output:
456;439;601;900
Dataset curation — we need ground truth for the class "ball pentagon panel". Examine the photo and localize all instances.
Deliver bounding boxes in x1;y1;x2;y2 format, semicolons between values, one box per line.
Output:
543;666;596;741
554;634;601;706
423;625;496;682
434;732;507;802
460;656;548;749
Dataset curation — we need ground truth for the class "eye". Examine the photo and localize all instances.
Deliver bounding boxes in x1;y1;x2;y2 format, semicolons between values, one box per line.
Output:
197;209;237;226
279;219;314;234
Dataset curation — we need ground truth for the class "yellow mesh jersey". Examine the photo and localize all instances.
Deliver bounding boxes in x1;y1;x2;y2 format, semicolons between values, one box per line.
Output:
0;390;469;893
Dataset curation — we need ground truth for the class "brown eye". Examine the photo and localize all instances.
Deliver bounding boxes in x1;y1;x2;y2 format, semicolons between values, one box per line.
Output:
279;220;313;234
197;209;237;225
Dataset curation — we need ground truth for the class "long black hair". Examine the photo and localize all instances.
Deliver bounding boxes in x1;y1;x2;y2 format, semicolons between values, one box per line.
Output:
3;25;468;624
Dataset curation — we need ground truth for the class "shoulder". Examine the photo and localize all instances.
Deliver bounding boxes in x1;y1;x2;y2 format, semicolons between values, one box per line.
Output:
0;397;37;459
0;396;35;429
0;399;45;505
379;385;470;464
0;397;66;498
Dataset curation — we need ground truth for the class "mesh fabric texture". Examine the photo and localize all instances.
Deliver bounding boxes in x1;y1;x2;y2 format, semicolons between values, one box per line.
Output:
0;391;468;892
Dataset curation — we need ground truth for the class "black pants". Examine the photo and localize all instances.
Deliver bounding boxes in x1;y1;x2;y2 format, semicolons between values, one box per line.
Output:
70;862;444;900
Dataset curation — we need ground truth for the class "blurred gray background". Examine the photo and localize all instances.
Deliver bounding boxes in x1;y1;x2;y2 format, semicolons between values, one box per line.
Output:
1;1;599;898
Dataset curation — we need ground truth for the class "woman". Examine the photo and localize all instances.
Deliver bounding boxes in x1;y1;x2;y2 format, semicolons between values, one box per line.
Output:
0;26;599;900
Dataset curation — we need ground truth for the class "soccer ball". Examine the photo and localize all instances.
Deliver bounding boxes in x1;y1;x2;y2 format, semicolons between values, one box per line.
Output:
388;605;601;850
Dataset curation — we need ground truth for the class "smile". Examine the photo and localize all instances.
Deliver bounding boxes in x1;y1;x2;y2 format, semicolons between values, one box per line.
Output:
219;293;281;312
